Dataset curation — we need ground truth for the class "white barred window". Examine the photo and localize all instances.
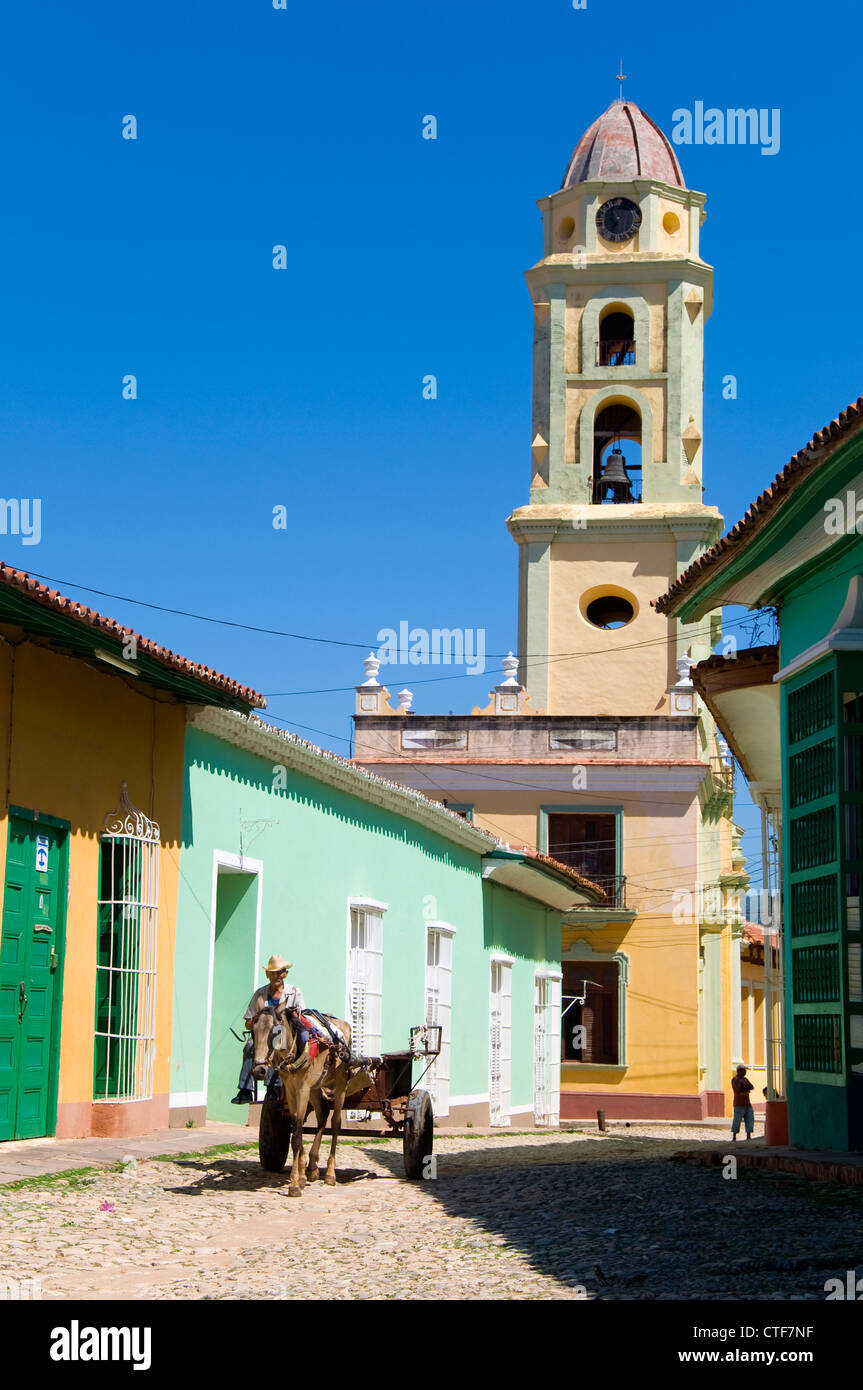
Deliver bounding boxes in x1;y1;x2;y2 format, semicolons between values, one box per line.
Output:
94;786;159;1102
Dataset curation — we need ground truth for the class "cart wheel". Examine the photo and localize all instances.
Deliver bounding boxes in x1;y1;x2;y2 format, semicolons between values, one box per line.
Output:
259;1091;291;1172
403;1089;434;1180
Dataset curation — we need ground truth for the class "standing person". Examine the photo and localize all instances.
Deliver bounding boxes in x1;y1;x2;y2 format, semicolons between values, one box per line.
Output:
231;955;305;1104
730;1063;755;1141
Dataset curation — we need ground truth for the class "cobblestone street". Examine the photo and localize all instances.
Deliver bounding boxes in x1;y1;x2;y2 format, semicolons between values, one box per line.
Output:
2;1127;863;1300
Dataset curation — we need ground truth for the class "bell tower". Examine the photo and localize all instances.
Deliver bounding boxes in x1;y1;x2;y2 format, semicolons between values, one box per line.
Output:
508;99;723;715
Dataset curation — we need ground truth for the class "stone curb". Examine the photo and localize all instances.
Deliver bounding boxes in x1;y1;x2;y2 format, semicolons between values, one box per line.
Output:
673;1147;863;1186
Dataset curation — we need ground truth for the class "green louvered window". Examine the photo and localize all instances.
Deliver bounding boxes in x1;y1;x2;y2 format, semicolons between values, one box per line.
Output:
790;807;837;872
788;672;835;745
793;1013;843;1074
790;875;839;937
789;740;836;807
792;945;841;1003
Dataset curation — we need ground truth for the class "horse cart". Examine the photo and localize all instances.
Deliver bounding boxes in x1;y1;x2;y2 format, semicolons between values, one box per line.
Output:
258;1024;442;1180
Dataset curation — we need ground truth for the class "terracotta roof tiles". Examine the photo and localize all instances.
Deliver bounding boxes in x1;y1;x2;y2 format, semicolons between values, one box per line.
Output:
655;396;863;614
0;563;265;709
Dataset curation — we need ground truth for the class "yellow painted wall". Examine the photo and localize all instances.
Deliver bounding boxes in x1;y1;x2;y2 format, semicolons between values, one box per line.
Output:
0;638;185;1134
445;788;704;1100
547;538;677;713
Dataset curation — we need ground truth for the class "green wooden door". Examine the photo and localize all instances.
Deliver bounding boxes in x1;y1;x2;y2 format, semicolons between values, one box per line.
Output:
0;814;67;1141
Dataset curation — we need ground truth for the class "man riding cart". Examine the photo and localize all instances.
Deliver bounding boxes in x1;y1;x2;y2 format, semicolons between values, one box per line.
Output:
232;955;348;1105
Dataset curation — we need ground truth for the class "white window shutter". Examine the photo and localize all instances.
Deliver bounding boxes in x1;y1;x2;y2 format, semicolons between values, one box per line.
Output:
365;910;383;1055
425;927;452;1117
549;974;561;1127
534;974;562;1126
348;907;383;1057
501;964;512;1124
490;961;511;1127
534;975;549;1124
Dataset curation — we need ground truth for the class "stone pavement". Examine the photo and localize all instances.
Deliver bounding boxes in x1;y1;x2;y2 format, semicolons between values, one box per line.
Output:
1;1125;862;1300
0;1123;252;1182
0;1117;733;1183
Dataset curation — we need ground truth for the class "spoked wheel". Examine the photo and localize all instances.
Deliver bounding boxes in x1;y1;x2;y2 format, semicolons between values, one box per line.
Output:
259;1090;291;1172
402;1089;434;1179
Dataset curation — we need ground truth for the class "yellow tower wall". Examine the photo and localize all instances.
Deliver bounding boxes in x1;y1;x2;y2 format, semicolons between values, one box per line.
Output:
547;536;679;714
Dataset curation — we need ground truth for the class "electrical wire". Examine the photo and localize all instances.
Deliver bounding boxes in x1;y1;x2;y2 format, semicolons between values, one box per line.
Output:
19;565;738;675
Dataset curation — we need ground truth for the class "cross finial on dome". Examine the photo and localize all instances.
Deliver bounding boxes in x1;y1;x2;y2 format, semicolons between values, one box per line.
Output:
616;59;627;103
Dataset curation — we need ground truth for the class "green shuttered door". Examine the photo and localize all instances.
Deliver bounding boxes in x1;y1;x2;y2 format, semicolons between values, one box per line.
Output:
0;813;67;1140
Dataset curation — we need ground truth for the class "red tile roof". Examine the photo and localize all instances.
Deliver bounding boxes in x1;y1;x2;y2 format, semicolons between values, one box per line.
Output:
744;921;777;947
655;396;863;614
518;844;608;902
0;563;266;709
693;644;779;679
562;100;685;189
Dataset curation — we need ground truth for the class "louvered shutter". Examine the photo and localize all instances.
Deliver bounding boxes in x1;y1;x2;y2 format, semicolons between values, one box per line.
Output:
438;931;452;1115
348;908;367;1055
490;961;512;1127
500;964;512;1124
348;907;383;1057
425;928;452;1117
489;963;502;1124
549;974;562;1126
364;910;383;1055
534;976;550;1124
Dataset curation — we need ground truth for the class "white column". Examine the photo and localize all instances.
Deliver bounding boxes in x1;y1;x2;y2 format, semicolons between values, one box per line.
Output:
730;926;744;1065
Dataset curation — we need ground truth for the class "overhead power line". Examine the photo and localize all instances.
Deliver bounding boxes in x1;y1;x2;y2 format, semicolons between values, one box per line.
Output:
18;568;748;695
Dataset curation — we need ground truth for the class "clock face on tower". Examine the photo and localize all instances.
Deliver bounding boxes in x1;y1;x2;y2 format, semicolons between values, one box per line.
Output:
596;197;642;244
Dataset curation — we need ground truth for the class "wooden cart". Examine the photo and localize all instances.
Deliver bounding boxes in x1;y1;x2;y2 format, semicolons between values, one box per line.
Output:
259;1024;441;1180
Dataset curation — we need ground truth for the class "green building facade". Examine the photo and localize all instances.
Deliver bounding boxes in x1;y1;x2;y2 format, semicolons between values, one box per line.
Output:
657;399;863;1150
170;706;599;1130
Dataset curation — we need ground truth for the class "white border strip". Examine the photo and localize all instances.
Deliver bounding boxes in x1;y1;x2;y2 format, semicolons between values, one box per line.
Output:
169;1091;206;1109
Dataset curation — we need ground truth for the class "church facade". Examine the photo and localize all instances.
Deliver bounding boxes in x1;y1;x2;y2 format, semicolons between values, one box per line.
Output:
352;99;761;1121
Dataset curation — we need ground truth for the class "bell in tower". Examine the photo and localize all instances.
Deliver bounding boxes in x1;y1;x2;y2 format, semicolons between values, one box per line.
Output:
598;442;633;504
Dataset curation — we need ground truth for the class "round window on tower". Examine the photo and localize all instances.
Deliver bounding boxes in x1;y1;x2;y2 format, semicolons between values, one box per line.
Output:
662;210;681;235
558;216;575;242
580;586;639;630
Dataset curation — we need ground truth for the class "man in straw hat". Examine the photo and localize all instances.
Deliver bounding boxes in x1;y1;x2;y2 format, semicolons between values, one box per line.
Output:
232;955;306;1104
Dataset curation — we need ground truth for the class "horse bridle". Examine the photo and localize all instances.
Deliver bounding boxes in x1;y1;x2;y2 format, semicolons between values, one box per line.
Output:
252;1003;309;1074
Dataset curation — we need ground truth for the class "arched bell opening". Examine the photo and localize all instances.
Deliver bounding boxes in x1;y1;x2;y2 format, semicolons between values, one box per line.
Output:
597;307;635;367
592;402;642;504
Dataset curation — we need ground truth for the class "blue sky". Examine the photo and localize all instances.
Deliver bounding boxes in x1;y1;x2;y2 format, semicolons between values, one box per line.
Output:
1;0;858;877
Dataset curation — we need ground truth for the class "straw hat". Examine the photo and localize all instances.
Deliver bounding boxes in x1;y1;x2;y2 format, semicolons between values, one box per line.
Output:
263;954;293;974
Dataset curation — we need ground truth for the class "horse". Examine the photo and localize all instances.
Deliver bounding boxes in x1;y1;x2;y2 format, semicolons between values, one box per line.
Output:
249;1004;371;1197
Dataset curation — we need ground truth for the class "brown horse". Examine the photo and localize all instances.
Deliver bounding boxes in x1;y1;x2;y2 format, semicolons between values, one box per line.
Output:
250;1005;371;1197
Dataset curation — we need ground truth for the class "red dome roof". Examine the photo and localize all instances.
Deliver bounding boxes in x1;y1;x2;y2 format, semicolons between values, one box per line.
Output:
561;100;685;189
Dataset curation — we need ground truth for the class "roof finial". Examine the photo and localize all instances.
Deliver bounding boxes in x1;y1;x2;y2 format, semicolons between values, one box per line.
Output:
616;59;627;103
